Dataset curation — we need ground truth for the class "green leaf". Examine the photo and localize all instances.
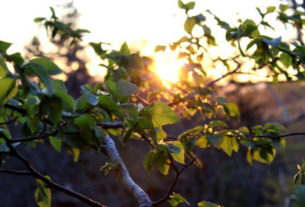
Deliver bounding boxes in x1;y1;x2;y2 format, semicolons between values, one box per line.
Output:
220;136;238;156
106;80;121;101
178;0;195;11
168;193;190;207
116;80;139;96
7;52;24;66
279;4;289;12
89;42;107;58
0;40;12;53
69;147;80;162
295;185;305;207
253;147;276;164
196;136;208;148
143;151;155;172
98;95;122;118
0;57;8;78
223;103;239;118
49;136;61;152
143;150;170;175
119;42;130;55
34;17;45;22
40;96;63;125
31;57;62;75
156;126;167;140
145;101;179;127
74;114;95;131
266;6;276;14
207;134;223;148
280;53;292;68
185;1;195;10
208;120;228;128
155;45;166;53
53;80;75;112
184;17;196;34
24;62;54;96
242;19;258;37
0;77;17;106
198;201;220;207
34;179;51;207
86;93;98;106
167;141;185;164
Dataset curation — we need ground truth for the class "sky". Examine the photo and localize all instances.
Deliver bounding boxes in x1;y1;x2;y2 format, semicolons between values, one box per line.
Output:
0;0;286;80
0;0;281;51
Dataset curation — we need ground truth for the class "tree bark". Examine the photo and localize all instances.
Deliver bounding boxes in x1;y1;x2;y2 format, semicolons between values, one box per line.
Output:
101;136;152;207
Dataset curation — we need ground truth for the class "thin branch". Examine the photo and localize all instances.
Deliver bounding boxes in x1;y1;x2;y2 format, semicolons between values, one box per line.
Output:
152;158;195;206
4;104;27;116
135;94;151;106
101;136;152;207
0;117;17;125
1;135;106;207
253;132;305;139
97;121;123;129
207;59;241;87
141;134;155;149
0;169;32;176
9;131;57;143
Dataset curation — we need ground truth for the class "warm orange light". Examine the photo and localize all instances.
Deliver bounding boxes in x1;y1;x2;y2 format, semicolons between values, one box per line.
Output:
151;49;186;85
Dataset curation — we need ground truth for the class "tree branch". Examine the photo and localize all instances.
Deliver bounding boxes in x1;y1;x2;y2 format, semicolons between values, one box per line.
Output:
253;132;305;139
207;57;241;87
4;104;27;116
0;169;32;176
9;131;57;143
152;158;195;206
0;117;17;125
97;121;123;129
101;136;152;207
1;135;106;207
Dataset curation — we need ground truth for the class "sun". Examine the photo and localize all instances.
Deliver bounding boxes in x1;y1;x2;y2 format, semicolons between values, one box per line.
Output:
151;49;186;85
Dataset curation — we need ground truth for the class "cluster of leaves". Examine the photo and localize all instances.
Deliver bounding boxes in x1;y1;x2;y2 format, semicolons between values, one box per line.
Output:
0;1;303;207
34;7;89;45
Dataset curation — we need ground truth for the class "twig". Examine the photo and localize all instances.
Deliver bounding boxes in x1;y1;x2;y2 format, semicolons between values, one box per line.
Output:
135;94;151;106
1;134;106;207
0;169;32;176
4;104;27;116
0;117;17;125
253;132;305;139
141;134;155;149
207;58;241;87
98;121;123;129
9;131;57;143
152;158;195;206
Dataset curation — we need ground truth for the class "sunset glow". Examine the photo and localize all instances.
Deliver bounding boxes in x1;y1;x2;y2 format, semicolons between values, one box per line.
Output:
151;50;186;84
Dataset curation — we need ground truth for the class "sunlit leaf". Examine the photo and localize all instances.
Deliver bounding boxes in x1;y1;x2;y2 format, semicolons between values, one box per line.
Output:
49;136;61;152
167;141;185;164
0;40;11;53
34;179;51;207
0;77;17;106
145;101;179;127
168;193;190;207
184;17;196;34
198;201;221;207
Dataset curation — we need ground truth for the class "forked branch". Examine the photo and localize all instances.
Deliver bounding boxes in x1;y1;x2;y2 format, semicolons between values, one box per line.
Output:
101;136;152;207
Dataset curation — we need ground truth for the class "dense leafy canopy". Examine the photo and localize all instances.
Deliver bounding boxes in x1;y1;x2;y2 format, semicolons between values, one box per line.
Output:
1;1;305;207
